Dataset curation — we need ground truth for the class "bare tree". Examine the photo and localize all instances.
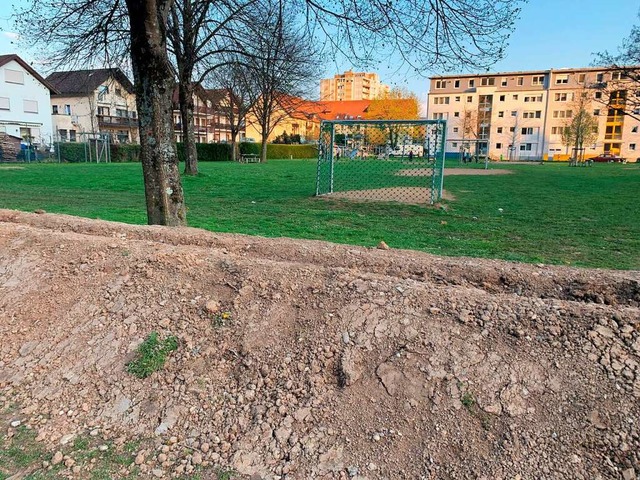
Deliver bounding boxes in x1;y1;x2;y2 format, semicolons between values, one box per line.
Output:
244;1;319;162
211;62;253;162
594;16;640;122
561;91;598;166
166;0;256;175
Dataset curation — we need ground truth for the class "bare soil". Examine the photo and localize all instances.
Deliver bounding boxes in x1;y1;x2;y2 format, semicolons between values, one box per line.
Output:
323;187;455;205
0;209;639;480
396;168;514;177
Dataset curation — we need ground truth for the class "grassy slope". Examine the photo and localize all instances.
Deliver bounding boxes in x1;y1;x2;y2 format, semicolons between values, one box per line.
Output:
0;160;638;269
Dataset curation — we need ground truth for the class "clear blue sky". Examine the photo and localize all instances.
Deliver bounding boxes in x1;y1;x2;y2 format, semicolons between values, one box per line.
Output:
1;0;638;102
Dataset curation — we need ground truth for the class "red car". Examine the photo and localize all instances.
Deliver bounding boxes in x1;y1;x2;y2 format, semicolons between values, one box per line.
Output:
591;154;626;163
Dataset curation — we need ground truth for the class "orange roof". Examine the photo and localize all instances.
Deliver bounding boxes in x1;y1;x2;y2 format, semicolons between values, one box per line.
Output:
316;100;371;120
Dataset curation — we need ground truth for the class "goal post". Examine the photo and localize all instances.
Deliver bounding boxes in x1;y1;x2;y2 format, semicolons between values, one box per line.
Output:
316;119;446;206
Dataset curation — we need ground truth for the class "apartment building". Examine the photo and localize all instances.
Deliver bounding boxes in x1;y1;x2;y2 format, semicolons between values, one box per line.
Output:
427;67;640;161
320;70;390;101
46;68;139;144
0;54;56;157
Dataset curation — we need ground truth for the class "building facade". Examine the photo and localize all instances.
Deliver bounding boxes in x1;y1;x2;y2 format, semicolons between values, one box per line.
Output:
320;70;390;101
0;54;56;154
46;69;139;144
427;67;640;161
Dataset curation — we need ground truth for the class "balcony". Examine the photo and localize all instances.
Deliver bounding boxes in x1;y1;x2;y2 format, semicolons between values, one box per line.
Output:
606;116;625;124
97;115;137;128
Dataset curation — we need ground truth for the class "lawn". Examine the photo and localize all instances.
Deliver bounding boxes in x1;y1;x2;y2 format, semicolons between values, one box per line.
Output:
0;159;638;269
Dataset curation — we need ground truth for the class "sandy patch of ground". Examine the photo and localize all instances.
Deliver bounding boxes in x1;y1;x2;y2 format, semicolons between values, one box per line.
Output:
323;186;455;204
0;166;25;170
396;168;514;177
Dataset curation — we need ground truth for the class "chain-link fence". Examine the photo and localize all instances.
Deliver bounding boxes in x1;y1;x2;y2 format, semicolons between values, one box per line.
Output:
316;120;446;206
0;132;112;163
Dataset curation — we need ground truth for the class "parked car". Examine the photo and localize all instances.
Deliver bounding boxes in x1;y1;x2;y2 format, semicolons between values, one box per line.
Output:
591;154;626;163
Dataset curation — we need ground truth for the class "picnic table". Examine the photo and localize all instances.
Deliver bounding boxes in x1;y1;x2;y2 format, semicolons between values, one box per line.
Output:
240;153;260;163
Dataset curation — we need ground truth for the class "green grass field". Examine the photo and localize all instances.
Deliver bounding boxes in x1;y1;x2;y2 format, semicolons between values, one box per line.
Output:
0;160;638;269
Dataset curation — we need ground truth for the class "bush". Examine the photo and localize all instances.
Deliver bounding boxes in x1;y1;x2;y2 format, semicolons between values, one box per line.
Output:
176;142;231;162
126;332;178;379
111;144;141;163
239;142;317;159
56;143;86;163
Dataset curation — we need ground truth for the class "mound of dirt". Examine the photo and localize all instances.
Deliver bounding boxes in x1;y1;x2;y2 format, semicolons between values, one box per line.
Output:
0;209;639;480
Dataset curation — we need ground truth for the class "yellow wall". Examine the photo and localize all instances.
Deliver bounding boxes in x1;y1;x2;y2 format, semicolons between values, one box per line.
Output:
245;113;319;143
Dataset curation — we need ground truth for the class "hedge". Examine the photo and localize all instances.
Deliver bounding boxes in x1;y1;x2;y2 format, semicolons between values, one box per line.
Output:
55;141;317;163
239;142;317;159
176;142;231;162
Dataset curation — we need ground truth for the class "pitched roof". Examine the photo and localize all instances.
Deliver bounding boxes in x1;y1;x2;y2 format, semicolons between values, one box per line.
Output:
0;54;59;94
46;68;134;96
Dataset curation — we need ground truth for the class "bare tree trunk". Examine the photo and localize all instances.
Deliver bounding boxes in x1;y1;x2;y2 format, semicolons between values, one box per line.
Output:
260;132;268;163
230;131;238;162
179;80;198;175
126;0;186;226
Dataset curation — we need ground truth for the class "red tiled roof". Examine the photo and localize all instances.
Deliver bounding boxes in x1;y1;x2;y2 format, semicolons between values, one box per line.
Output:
315;100;371;120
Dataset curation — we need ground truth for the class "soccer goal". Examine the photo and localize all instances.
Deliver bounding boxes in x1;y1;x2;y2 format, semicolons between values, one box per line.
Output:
315;119;446;205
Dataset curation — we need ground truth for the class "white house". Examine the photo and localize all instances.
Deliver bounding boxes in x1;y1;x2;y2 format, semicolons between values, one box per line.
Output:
0;54;57;150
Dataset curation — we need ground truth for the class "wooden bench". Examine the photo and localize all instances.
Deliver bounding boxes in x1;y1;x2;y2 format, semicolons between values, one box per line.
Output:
240;153;260;163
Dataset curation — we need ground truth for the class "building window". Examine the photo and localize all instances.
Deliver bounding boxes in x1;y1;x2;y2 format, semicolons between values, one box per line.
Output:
630;143;636;150
454;96;460;102
595;91;602;99
520;143;533;151
5;69;24;84
501;78;507;87
555;92;572;101
433;112;444;120
98;85;109;100
517;76;524;86
454;80;460;88
454;111;460;117
435;80;446;89
511;111;517;117
611;71;622;81
499;95;505;101
632;126;638;133
452;142;458;148
513;94;519;100
555;74;569;84
433;97;450;105
578;73;586;83
467;96;472;103
496;143;502;149
52;105;58;114
497;127;503;133
498;111;504;118
532;75;545;86
0;97;10;110
58;129;68;141
115;87;122;96
64;104;71;115
596;73;604;82
469;79;475;88
98;106;110;116
480;77;495;86
23;99;38;113
453;127;459;133
509;127;515;132
593;109;600;116
69;130;77;142
521;127;534;135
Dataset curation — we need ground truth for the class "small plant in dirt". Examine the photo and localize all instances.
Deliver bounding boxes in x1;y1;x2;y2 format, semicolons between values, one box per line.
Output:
126;332;178;379
461;391;475;409
216;468;236;480
212;311;232;328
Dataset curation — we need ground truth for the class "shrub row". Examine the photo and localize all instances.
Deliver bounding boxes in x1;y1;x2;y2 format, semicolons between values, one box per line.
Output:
55;141;318;163
239;142;317;159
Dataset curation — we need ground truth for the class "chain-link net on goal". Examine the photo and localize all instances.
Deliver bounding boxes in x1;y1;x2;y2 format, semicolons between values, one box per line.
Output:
315;120;446;205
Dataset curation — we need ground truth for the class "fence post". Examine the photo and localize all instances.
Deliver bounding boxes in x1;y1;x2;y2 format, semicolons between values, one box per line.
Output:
329;123;335;194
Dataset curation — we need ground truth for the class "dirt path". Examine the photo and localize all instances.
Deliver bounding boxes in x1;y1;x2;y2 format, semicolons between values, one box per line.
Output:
0;210;638;479
396;167;514;177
